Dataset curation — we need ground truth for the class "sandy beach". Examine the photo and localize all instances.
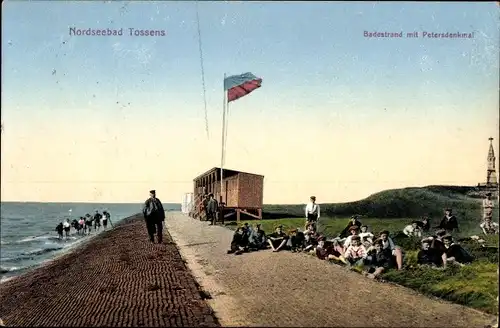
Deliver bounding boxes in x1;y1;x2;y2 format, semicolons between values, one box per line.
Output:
0;214;219;327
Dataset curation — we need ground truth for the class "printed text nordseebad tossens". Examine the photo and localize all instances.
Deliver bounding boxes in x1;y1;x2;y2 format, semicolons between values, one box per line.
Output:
69;27;166;37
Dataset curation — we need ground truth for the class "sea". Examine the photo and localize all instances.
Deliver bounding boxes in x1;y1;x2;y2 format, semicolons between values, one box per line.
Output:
0;202;180;283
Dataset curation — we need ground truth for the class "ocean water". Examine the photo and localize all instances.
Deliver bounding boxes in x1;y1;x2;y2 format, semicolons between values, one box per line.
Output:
0;202;180;282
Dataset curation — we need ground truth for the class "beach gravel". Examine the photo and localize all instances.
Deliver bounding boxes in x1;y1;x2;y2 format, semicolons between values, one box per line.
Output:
0;214;219;327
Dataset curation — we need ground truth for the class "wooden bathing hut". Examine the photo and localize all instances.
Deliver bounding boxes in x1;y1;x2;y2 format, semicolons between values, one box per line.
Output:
192;167;264;222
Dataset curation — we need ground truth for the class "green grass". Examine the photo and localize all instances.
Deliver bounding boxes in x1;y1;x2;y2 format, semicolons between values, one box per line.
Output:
262;185;492;226
226;215;499;315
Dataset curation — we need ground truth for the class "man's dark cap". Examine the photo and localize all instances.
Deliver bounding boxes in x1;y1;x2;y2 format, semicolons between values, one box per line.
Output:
445;208;452;212
310;196;316;200
150;190;156;194
379;230;390;236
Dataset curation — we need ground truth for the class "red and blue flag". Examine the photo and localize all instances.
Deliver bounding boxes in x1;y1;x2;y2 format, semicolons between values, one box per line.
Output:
224;72;262;102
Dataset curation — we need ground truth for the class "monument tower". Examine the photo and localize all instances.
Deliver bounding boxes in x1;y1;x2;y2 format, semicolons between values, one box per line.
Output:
486;137;498;186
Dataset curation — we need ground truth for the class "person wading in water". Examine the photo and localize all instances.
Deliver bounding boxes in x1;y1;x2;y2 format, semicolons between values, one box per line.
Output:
63;219;71;239
143;189;166;243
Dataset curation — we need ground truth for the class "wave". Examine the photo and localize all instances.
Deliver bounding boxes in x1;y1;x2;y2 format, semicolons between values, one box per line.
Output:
1;235;80;246
21;247;64;257
0;266;22;274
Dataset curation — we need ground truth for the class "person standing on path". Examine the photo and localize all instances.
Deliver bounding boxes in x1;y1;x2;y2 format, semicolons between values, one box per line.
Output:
143;189;166;243
305;196;320;231
206;193;219;225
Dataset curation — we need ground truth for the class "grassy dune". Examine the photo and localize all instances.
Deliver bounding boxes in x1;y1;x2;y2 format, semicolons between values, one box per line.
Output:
230;186;499;314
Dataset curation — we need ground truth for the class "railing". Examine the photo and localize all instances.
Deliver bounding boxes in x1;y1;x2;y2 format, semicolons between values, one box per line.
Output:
191;194;207;221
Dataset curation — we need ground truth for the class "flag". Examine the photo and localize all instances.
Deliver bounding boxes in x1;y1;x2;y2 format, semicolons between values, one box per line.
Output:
224;72;262;102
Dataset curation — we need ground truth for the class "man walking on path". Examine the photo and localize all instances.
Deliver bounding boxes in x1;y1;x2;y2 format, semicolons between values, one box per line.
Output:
206;193;219;225
143;189;166;243
305;196;321;231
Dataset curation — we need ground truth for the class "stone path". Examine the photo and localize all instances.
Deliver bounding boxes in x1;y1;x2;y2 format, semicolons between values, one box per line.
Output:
0;215;219;327
165;211;495;327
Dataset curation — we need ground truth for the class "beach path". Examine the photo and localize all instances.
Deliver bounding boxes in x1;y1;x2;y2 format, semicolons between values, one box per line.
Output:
0;214;219;327
165;211;495;327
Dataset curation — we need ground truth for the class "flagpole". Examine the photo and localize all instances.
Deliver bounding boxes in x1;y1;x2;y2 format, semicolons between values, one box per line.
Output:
220;73;227;205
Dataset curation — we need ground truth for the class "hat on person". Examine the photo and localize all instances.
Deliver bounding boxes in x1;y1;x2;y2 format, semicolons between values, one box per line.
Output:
150;190;156;194
373;238;383;246
435;229;447;237
445;208;452;212
442;235;453;241
379;230;390;236
310;196;316;200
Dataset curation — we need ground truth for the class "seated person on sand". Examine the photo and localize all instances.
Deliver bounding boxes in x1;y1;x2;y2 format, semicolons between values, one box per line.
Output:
315;237;347;264
267;225;289;252
442;235;474;267
480;215;499;235
416;216;431;233
227;227;248;255
288;228;305;252
304;223;319;251
363;238;394;279
358;225;374;244
339;215;363;239
361;236;373;251
436;208;460;234
248;223;267;251
242;223;252;242
343;235;368;266
429;229;447;254
379;230;404;270
417;237;447;269
402;221;422;238
343;225;360;249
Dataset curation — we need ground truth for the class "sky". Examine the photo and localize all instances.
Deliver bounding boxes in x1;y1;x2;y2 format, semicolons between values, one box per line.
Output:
1;1;499;204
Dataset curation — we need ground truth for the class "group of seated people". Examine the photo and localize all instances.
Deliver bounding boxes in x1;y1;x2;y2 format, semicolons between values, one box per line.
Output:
227;209;490;280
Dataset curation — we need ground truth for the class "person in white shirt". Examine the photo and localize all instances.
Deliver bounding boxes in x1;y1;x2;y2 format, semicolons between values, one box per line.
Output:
62;219;71;239
358;225;374;243
480;216;499;235
343;225;360;249
379;230;404;270
305;196;320;231
403;221;422;238
483;193;494;219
